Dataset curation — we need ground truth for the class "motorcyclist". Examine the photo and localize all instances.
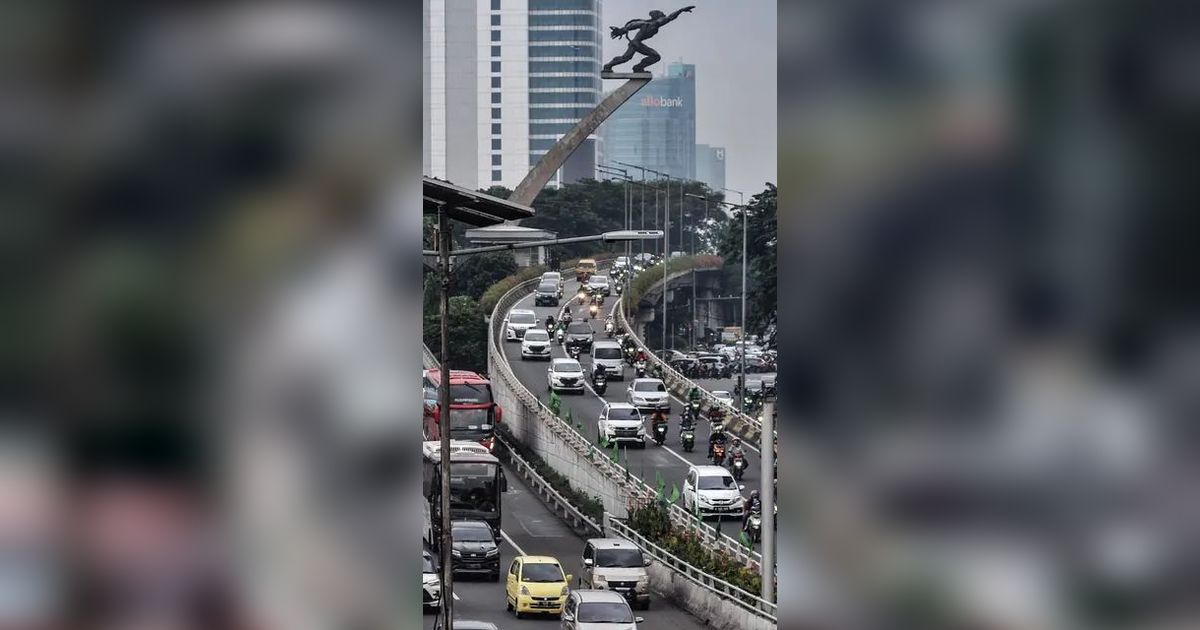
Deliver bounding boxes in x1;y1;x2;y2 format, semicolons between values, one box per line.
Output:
688;386;702;403
743;489;762;531
650;408;669;435
707;406;725;426
635;349;648;364
729;437;745;462
545;314;556;330
707;427;727;459
561;309;573;325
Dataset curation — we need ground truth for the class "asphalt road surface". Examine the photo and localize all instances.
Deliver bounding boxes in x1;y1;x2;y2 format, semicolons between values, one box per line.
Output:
424;462;708;629
501;278;771;551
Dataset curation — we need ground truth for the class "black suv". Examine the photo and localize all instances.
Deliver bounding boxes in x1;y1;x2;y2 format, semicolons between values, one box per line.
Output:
565;321;595;353
450;520;500;581
534;281;559;306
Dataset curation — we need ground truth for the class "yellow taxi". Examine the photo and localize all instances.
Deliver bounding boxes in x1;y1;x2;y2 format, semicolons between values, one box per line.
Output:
504;555;572;618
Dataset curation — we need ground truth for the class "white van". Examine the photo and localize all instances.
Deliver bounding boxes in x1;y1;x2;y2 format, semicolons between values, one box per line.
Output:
591;340;625;380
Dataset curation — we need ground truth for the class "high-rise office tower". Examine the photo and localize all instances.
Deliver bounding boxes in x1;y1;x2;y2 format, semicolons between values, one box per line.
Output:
424;0;601;190
695;144;726;192
602;62;696;180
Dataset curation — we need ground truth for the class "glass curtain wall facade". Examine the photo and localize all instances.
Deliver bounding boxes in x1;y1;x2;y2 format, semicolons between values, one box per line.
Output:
527;0;601;185
603;62;696;180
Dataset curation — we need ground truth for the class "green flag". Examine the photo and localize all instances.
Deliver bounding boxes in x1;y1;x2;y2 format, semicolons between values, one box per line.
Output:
563;407;572;424
739;530;754;550
609;440;619;463
667;484;680;504
548;391;562;415
599;434;609;448
655;471;666;498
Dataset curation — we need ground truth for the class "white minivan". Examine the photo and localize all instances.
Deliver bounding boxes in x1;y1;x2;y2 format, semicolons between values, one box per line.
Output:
590;341;625;380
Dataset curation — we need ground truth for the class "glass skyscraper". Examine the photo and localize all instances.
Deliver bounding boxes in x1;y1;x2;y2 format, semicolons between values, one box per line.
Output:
602;62;696;180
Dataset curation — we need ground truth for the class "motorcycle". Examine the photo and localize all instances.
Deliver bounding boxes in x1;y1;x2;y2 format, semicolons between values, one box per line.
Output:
568;344;582;360
652;422;668;446
577;290;588;305
680;426;695;452
556;328;565;345
592;370;607;396
745;511;762;543
634;360;647;379
615;283;623;296
711;442;726;466
588;303;600;319
687;399;701;421
605;321;614;338
730;452;746;481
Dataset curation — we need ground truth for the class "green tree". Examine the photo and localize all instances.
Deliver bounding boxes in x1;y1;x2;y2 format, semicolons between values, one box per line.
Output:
451;251;517;301
717;183;777;334
423;295;488;373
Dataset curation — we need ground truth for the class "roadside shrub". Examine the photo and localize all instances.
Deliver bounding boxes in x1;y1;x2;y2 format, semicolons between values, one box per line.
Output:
479;265;548;316
626;255;724;311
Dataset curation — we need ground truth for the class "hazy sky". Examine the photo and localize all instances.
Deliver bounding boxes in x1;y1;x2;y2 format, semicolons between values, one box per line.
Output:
601;0;777;198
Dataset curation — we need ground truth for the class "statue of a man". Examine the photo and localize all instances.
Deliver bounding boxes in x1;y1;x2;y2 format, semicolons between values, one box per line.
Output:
603;6;695;73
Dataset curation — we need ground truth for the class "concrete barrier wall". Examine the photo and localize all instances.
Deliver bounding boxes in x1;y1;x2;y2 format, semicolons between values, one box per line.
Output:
645;562;776;630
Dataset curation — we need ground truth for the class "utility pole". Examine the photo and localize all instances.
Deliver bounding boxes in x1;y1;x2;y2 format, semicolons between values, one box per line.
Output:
760;397;775;603
436;210;454;630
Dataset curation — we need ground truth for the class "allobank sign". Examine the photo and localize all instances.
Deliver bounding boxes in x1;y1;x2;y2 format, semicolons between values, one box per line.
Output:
640;95;685;108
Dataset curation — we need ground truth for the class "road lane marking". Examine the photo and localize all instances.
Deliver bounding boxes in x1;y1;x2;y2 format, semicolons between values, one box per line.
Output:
501;529;527;556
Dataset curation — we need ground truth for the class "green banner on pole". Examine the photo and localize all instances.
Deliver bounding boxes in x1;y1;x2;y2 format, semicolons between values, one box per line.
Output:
739;530;754;550
667;485;680;504
548;391;562;416
564;407;572;424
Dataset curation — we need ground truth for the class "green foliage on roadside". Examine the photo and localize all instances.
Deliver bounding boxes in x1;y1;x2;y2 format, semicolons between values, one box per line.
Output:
452;251;518;301
422;295;488;373
496;424;605;524
716;184;776;335
479;264;549;316
625;501;767;598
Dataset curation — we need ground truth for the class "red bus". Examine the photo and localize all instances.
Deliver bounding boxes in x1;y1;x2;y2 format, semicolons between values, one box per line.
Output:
423;369;503;452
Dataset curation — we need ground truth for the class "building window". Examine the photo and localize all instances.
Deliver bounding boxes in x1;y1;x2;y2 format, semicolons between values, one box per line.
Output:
491;61;501;73
491;123;502;135
491;0;500;9
491;14;500;26
492;139;502;150
491;92;501;104
492;170;502;181
492;155;502;166
529;60;598;74
491;45;501;57
530;76;597;89
529;29;596;42
492;108;501;119
491;30;500;42
530;0;592;8
491;76;501;88
529;14;595;27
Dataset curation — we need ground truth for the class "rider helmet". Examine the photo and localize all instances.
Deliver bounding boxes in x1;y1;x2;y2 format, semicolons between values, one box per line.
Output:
732;437;741;447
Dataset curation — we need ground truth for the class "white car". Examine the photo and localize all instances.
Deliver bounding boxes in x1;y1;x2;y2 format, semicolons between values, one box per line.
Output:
711;390;734;406
598;402;645;448
505;309;538;341
520;328;552;361
586;275;611;296
548;358;585;393
590;341;626;380
625;378;669;411
682;465;745;519
422;550;441;613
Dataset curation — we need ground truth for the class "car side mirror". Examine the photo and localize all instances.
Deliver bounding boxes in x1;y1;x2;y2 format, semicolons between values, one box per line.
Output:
636;617;645;624
565;574;573;583
583;558;593;567
643;558;652;567
739;484;746;491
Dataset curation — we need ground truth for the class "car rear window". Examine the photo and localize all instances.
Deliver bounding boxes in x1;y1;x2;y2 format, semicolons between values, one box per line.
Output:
698;475;737;490
521;563;564;582
509;312;536;324
537;283;557;292
633;381;665;392
607;407;640;421
554;361;582;372
524;330;549;341
567;322;592;334
593;346;621;359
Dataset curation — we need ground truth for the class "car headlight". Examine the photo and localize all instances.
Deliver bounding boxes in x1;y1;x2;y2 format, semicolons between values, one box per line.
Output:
451;549;461;557
521;585;530;596
485;548;499;557
698;495;712;505
636;578;649;592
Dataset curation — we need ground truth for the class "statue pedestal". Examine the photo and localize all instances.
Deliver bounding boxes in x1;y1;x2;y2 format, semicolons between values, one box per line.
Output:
601;71;652;80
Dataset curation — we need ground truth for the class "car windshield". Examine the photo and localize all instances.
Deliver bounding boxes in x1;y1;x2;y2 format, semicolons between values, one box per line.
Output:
634;381;665;392
595;548;644;568
537;283;557;293
448;462;499;513
591;276;608;285
449;408;492;433
714;392;732;399
510;312;536;324
577;602;634;623
452;524;494;542
543;273;560;281
698;475;737;490
521;563;564;582
524;330;549;341
593;346;621;359
567;322;592;334
554;361;582;373
607;407;640;421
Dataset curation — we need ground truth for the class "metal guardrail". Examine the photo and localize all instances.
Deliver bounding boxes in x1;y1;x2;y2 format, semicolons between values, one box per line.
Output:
496;432;603;537
613;271;765;442
487;268;762;568
605;514;778;622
